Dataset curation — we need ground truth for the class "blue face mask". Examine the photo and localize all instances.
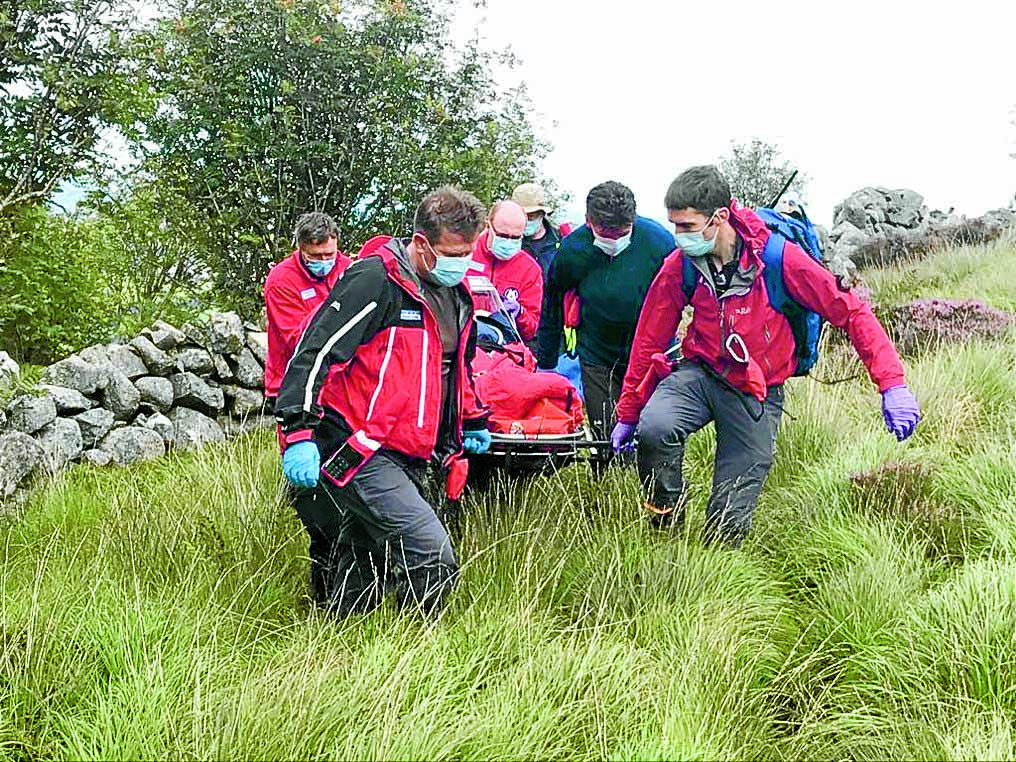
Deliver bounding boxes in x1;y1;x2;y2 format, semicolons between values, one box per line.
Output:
593;231;632;258
674;214;719;257
305;257;336;277
524;218;542;236
490;234;520;261
426;252;473;287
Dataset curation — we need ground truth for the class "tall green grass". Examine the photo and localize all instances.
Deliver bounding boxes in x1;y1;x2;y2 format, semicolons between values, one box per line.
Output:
2;239;1015;760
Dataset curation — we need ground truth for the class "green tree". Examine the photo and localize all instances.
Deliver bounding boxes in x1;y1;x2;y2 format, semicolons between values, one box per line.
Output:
0;206;118;362
136;0;552;317
718;139;806;208
0;0;142;216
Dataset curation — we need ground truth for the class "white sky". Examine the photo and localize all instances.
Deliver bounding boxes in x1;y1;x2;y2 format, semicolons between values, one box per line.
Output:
453;0;1016;229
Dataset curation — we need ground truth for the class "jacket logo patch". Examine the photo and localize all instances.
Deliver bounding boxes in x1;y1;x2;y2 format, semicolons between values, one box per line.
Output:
330;301;342;312
735;307;751;315
400;309;422;321
300;288;316;300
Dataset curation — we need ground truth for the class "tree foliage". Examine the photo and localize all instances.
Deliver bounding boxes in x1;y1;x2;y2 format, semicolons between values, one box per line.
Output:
0;207;118;362
135;0;551;316
718;139;806;208
0;0;141;216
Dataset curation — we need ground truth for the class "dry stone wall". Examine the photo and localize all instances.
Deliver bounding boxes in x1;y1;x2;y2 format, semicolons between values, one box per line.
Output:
1;312;272;508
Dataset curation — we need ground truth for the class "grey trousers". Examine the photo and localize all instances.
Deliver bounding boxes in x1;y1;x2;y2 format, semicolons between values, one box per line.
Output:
292;416;457;616
636;361;783;547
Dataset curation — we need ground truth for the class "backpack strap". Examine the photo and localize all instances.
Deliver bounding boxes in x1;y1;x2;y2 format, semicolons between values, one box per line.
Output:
760;232;789;314
681;254;696;302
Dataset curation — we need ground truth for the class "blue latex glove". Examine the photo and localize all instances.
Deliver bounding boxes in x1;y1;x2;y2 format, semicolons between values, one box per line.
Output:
502;295;522;318
282;441;320;488
610;421;636;453
536;366;563;376
462;428;491;454
881;384;921;441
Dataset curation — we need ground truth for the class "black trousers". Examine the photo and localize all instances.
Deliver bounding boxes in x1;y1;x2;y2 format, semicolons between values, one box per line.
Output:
291;414;457;617
580;359;627;442
636;361;783;547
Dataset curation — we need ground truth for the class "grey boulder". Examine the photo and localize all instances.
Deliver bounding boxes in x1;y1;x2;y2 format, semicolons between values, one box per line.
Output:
207;311;245;354
226;386;266;417
0;351;19;389
169;407;225;451
142;412;175;445
173;347;214;375
103;371;141;421
38;384;93;415
35;417;84;472
130;336;175;376
80;448;112;467
106;344;148;380
234;347;263;388
73;407;116;448
213;353;235;383
7;394;57;434
0;432;45;498
134;376;175;413
142;320;187;350
170;372;224;415
245;331;268;365
99;427;166;466
41;355;105;396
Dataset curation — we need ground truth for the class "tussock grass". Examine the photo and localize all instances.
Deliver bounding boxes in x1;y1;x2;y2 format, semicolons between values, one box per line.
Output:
2;240;1016;760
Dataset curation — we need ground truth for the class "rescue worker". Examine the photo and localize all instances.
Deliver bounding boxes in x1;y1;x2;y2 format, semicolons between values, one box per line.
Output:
263;212;351;411
535;180;675;440
275;186;491;617
611;165;921;546
468;199;544;342
512;182;573;280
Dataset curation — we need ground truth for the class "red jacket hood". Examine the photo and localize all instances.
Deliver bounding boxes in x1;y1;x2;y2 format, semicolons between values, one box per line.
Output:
727;201;771;268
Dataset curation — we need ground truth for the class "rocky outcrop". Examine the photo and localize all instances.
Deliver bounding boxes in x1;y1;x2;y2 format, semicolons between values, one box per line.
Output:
826;188;1015;276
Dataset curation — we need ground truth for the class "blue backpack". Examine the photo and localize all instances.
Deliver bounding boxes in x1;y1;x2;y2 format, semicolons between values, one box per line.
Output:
681;210;825;377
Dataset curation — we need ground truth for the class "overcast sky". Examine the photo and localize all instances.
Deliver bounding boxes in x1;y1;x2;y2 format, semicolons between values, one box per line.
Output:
452;0;1016;229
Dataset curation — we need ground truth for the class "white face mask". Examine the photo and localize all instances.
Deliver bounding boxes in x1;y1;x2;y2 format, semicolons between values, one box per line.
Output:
593;231;632;258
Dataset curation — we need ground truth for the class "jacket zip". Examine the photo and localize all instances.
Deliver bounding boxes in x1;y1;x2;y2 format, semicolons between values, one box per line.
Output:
366;327;397;421
418;327;428;429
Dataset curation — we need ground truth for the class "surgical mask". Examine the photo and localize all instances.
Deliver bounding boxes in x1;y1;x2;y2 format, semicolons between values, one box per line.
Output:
524;218;542;236
594;231;632;258
305;257;336;277
673;214;719;257
490;235;520;261
426;252;473;287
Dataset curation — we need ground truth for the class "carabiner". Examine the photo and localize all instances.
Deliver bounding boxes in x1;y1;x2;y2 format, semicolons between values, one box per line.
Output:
725;332;750;364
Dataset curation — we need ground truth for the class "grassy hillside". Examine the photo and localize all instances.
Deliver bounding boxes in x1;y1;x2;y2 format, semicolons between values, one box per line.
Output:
2;236;1015;761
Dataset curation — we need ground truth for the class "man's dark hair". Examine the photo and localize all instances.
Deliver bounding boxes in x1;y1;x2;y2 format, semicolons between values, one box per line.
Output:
414;186;487;243
586;181;636;229
293;212;339;247
664;165;731;216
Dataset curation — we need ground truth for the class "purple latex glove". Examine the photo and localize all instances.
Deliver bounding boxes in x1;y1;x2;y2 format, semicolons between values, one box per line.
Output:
610;421;636;453
502;295;522;318
881;384;921;441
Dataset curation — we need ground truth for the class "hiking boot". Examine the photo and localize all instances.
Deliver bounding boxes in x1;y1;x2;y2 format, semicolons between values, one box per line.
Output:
645;502;683;530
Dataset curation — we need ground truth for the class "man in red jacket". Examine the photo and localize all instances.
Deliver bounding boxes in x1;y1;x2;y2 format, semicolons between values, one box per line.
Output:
611;165;921;547
263;212;351;409
275;186;491;617
468;199;543;342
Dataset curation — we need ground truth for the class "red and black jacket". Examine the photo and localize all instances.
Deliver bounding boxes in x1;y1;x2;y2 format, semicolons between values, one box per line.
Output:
275;237;488;494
